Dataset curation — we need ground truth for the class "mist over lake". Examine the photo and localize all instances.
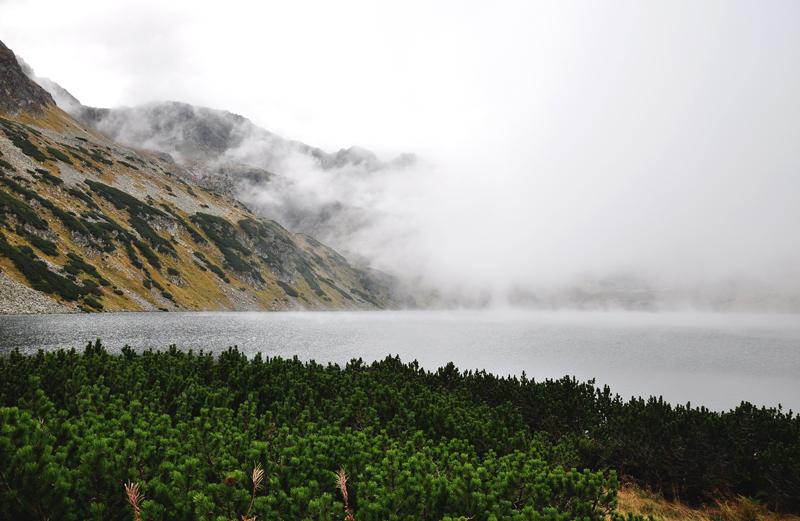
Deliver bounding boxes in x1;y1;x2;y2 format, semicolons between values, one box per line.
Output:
1;310;798;413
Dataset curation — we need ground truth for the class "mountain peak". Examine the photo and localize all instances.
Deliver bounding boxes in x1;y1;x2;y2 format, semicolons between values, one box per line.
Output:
0;40;55;116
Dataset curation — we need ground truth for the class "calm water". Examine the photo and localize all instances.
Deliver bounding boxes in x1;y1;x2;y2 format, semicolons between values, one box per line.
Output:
1;310;798;412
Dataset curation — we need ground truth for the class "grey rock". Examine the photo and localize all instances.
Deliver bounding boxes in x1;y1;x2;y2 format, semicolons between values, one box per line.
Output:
0;40;55;115
0;273;74;314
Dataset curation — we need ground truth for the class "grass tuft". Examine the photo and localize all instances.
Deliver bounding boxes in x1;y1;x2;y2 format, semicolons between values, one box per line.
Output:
617;485;799;521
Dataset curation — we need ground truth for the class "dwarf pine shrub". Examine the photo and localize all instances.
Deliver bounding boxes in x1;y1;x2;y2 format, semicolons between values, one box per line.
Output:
0;343;797;520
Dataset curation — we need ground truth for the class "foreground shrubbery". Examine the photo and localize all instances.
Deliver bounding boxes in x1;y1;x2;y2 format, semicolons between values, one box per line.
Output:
0;342;797;520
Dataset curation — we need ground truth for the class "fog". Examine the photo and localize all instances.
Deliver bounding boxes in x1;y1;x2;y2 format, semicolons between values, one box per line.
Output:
2;1;800;310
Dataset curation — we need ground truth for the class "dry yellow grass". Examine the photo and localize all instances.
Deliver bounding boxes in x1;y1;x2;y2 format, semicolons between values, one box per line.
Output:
617;485;800;521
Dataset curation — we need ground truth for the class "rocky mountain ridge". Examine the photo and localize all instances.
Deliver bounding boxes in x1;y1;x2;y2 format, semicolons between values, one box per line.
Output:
0;41;54;116
72;101;398;172
0;39;414;313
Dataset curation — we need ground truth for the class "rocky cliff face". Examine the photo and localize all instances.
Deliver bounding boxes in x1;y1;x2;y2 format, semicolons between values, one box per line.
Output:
0;41;55;116
0;39;414;314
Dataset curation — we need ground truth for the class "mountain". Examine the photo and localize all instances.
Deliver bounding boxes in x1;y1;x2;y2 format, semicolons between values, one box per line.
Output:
16;62;422;259
0;39;415;314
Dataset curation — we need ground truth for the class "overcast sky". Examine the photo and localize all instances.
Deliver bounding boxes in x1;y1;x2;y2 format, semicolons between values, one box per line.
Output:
2;0;799;293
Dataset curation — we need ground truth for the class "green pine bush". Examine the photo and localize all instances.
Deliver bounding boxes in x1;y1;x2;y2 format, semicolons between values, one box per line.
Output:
0;343;797;519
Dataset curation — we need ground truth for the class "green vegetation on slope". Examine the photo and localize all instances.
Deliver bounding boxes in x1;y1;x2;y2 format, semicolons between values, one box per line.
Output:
14;226;58;257
85;179;165;218
0;119;48;162
0;232;82;300
0;186;48;230
192;213;264;282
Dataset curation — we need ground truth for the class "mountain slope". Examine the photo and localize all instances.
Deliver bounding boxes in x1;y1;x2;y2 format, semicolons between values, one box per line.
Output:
21;66;422;259
0;40;414;313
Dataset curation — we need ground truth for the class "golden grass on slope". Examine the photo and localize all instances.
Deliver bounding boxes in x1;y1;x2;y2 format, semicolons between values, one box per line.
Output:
2;108;390;312
617;485;800;521
11;105;103;140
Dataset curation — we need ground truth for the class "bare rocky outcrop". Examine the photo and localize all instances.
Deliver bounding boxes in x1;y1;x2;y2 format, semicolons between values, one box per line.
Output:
0;40;55;115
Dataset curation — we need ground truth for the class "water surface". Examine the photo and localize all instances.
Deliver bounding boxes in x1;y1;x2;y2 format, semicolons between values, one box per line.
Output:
1;310;798;412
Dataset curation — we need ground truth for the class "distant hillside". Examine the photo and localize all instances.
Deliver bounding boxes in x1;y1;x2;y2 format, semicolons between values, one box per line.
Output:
508;273;800;313
0;39;415;313
73;101;394;172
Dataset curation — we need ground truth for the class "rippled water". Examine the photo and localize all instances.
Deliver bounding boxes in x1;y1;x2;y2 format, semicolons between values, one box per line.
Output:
1;310;798;412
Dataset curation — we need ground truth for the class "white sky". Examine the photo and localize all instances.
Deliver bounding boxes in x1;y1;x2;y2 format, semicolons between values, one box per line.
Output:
2;0;800;291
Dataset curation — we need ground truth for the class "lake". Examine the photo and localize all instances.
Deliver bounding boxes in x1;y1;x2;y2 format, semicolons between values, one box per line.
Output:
1;310;798;413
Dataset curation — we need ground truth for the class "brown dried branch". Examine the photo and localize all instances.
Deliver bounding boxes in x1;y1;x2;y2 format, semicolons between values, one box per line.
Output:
335;468;355;521
125;481;142;521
